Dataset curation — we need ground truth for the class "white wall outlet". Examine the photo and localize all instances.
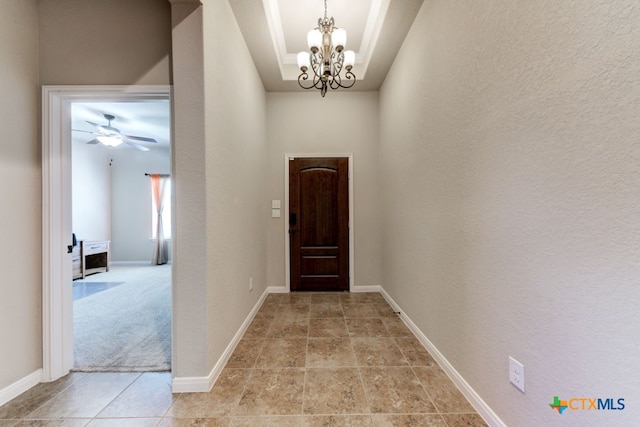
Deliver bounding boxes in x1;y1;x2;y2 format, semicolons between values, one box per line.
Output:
509;356;525;393
249;277;253;291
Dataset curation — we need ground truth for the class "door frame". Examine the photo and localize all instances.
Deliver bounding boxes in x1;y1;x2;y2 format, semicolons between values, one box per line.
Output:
41;85;172;381
284;153;354;292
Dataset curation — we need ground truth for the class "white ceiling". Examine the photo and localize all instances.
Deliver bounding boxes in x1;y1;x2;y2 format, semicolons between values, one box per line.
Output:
230;0;424;92
71;101;171;150
69;1;423;142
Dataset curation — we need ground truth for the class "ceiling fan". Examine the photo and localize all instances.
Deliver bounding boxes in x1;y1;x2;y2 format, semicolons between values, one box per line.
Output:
74;113;158;151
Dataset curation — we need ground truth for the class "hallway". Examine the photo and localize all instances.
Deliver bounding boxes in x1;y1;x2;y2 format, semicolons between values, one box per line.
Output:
0;292;486;426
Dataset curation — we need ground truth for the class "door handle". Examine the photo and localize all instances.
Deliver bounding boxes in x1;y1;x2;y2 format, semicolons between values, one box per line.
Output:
67;245;73;254
289;229;298;235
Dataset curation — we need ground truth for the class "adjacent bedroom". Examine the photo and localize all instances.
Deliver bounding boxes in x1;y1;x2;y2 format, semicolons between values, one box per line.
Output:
70;100;172;373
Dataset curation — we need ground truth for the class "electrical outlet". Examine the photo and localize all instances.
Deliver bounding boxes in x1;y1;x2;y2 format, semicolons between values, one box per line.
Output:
509;356;525;393
249;277;253;291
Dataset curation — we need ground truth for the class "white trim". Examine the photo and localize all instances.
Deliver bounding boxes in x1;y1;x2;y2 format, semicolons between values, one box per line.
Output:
0;370;42;407
172;288;270;392
351;285;382;293
378;288;506;427
284;153;355;293
42;85;172;382
266;285;289;294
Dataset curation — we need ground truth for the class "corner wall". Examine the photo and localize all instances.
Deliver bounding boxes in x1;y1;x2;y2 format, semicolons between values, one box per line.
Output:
266;92;381;290
379;1;640;425
0;0;41;392
202;0;268;372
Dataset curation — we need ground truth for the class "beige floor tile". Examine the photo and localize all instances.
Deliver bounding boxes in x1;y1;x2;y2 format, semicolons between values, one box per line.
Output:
98;372;174;418
310;293;341;304
304;414;374;426
243;319;272;339
339;293;374;303
303;368;369;415
88;418;160;426
226;340;265;368
351;337;408;367
341;303;379;318
167;369;250;418
279;294;312;305
367;294;388;305
370;414;447;426
254;339;307;368
380;318;413;337
346;319;389;337
273;304;311;319
235;368;305;416
412;367;475;413
26;373;140;419
359;367;436;414
158;418;230;426
306;338;357;367
267;318;309;338
308;318;349;338
371;303;398;318
309;302;344;318
393;337;436;367
440;413;488;426
15;420;91;426
229;416;304;426
0;373;84;419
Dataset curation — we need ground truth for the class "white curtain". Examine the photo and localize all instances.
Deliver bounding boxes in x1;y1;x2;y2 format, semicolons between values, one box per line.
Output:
150;174;169;265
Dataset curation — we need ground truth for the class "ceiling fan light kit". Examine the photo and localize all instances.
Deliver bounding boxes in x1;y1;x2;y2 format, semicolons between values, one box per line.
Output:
74;113;158;152
297;0;356;97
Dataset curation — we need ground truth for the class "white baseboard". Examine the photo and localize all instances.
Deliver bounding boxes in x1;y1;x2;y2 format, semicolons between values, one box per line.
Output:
172;289;269;393
378;288;506;427
351;285;382;293
110;261;170;266
266;286;289;294
0;369;42;407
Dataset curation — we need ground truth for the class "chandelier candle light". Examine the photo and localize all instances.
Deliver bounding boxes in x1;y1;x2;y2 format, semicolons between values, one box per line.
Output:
297;0;356;97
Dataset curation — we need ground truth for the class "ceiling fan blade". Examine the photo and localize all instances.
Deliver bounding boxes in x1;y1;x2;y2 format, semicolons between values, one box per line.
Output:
86;139;100;145
86;120;108;133
124;135;158;143
72;129;96;134
125;141;150;152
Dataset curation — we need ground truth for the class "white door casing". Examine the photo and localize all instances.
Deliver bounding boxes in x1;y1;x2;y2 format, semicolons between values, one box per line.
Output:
41;85;171;381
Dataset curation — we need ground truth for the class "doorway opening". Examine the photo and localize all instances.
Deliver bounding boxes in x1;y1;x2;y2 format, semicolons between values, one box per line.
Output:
70;100;171;372
42;86;173;381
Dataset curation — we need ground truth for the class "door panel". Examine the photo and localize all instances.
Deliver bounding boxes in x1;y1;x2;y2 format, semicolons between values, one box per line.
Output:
290;157;349;292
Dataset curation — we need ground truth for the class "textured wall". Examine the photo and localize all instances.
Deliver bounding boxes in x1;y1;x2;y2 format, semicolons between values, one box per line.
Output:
265;91;381;290
111;148;171;262
202;0;268;372
379;0;640;425
38;0;171;85
0;0;41;390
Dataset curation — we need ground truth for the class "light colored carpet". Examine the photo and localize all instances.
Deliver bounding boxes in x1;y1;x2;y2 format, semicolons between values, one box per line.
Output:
73;264;171;372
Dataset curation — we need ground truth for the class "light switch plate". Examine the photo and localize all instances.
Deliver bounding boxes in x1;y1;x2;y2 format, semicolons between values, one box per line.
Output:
271;209;281;218
271;200;281;209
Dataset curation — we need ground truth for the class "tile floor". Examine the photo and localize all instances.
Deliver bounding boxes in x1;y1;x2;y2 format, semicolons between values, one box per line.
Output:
0;292;487;426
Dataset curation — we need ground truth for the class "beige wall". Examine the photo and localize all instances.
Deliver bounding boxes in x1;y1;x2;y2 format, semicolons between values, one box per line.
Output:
170;0;269;378
0;0;41;389
266;92;381;289
202;0;268;372
38;0;171;86
380;0;640;425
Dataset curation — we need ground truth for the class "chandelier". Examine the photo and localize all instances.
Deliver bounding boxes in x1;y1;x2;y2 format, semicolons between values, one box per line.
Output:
296;0;356;97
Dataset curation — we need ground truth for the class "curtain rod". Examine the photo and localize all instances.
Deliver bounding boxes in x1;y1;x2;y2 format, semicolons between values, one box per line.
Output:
145;173;170;177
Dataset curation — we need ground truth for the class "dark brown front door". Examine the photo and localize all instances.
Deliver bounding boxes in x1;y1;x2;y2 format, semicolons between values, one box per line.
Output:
289;157;349;292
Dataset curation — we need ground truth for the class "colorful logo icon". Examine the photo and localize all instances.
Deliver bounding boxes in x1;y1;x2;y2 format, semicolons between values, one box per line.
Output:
549;396;568;414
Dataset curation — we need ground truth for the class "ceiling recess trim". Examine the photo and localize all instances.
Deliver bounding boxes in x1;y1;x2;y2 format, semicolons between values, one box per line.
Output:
263;0;390;81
